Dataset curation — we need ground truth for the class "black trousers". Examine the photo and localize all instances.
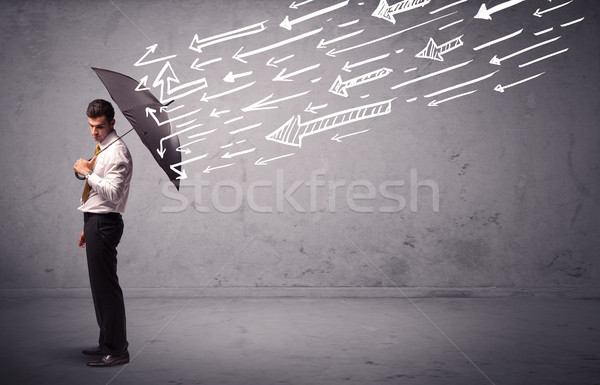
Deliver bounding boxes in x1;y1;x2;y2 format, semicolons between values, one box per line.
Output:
83;212;128;355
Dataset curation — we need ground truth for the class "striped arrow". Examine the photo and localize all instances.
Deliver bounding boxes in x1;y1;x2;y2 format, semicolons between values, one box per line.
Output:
266;98;395;148
416;35;463;62
329;67;393;97
372;0;431;24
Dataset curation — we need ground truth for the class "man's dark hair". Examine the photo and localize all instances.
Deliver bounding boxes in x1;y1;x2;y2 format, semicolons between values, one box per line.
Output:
86;99;115;122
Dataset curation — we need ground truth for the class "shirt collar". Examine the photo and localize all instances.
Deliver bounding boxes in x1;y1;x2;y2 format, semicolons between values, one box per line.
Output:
99;130;119;151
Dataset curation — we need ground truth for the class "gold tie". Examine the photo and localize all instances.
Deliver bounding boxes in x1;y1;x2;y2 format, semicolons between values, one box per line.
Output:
81;144;101;202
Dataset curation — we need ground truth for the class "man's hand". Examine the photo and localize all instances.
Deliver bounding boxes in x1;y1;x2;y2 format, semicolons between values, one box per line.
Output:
74;157;96;176
78;229;86;248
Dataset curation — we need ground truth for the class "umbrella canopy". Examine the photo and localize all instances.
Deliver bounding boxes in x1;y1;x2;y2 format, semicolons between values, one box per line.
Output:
92;67;181;190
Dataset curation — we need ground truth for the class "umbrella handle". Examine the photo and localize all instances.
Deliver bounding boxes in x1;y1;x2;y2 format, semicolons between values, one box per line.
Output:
74;157;93;180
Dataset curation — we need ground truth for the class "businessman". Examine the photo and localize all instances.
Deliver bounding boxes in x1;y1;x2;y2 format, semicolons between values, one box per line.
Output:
74;99;133;367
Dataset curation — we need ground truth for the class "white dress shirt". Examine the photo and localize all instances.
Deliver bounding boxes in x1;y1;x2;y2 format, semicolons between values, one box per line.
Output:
78;130;133;213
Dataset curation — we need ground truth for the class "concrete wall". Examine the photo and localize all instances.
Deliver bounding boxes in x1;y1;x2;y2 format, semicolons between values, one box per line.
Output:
1;0;599;290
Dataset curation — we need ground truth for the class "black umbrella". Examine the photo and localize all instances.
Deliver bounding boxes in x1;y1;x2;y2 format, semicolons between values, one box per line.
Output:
77;67;182;190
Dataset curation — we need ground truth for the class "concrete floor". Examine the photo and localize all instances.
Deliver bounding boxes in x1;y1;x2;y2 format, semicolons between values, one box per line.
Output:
0;296;599;385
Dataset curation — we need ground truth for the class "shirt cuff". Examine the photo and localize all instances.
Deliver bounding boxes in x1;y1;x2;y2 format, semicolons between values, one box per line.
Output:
87;173;102;188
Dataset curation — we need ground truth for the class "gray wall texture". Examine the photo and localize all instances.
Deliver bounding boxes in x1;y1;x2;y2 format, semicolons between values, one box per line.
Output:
0;0;598;290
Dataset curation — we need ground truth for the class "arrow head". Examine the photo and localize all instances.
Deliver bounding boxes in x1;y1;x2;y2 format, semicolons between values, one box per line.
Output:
289;1;299;9
203;166;212;173
273;68;292;82
326;49;337;58
255;157;268;166
331;134;342;142
210;108;220;118
342;62;352;73
316;39;327;49
489;55;501;65
135;76;149;91
223;72;236;83
190;58;204;71
145;107;156;117
533;8;543;17
222;152;232;159
474;4;492;20
280;16;292;30
494;84;505;93
189;34;203;53
304;102;317;114
242;93;274;112
232;47;248;63
428;100;439;107
266;57;278;67
156;147;166;158
201;93;209;102
328;75;348;97
176;169;188;180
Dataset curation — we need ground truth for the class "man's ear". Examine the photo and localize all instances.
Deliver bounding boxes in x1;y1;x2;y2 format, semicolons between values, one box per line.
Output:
110;119;116;130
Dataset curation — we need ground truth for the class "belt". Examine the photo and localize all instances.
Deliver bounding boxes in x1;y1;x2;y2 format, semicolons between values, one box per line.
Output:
84;212;122;220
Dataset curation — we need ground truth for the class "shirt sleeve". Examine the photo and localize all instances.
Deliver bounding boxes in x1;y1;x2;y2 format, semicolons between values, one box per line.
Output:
87;146;132;204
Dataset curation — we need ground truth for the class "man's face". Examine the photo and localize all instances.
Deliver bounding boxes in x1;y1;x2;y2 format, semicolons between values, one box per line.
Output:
88;116;114;143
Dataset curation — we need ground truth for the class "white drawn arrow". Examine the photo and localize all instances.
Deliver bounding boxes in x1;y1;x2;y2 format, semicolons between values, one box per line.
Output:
146;106;202;127
416;35;463;62
233;27;323;63
424;70;499;98
305;102;328;114
210;108;230;118
255;153;296;166
156;124;203;158
290;0;314;9
170;153;209;180
281;0;349;30
242;90;311;112
177;137;206;155
266;98;395;148
534;0;572;17
494;72;545;93
372;0;431;24
203;163;235;173
190;57;222;71
224;70;253;83
266;54;294;67
201;81;256;102
474;0;526;20
490;36;561;65
428;89;478;106
134;44;177;67
331;129;370;142
222;147;256;159
343;53;390;72
329;67;393;97
273;63;320;82
153;62;208;103
391;59;472;90
327;12;455;57
518;48;568;68
189;20;268;53
135;75;150;91
317;29;364;49
472;28;523;51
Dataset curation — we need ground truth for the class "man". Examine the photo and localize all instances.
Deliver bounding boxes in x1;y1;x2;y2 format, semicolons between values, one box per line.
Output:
73;99;133;367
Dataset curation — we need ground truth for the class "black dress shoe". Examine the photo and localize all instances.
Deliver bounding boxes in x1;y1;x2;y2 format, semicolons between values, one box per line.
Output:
87;351;130;367
82;346;105;356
